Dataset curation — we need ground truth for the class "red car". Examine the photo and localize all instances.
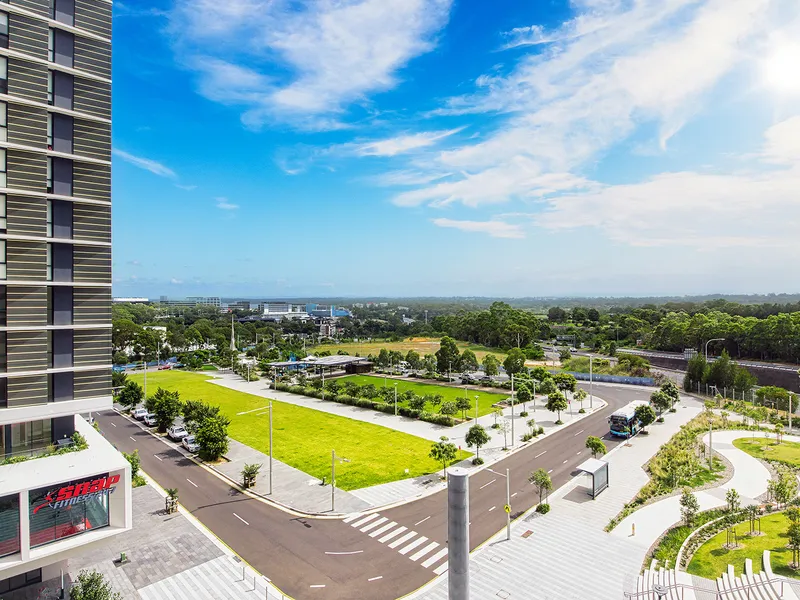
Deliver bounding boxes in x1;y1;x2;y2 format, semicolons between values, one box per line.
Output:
158;364;172;370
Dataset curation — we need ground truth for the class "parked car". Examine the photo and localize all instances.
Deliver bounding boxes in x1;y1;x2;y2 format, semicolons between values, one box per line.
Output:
158;364;172;371
181;435;200;453
131;408;148;420
167;425;189;441
143;413;158;427
461;375;477;384
480;375;494;383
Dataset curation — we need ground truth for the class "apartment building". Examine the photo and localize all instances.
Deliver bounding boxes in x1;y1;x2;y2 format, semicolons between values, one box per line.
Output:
0;0;131;595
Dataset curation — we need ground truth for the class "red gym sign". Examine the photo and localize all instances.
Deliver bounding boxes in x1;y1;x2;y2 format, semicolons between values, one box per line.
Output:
33;474;120;514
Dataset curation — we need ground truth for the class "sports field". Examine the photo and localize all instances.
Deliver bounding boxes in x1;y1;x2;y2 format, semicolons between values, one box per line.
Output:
312;337;505;363
337;374;508;418
129;371;469;490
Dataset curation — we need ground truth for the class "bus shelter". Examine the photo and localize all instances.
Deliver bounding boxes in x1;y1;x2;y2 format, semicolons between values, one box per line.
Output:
576;458;609;499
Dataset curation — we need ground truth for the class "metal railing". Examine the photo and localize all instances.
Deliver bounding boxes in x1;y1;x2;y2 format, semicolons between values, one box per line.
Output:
624;578;786;599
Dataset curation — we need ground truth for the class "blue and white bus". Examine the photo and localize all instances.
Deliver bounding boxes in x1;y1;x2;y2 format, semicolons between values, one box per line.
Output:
608;401;649;438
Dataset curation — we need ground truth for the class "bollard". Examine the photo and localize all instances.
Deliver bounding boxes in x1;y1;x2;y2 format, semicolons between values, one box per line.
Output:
631;523;636;537
448;467;470;600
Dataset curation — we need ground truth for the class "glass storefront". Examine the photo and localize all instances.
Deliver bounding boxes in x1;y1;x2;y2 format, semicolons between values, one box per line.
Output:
0;568;41;594
0;493;19;558
3;419;53;460
28;473;116;548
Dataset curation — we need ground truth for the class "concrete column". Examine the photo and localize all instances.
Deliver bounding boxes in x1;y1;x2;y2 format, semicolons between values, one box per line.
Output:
19;490;30;561
448;467;469;600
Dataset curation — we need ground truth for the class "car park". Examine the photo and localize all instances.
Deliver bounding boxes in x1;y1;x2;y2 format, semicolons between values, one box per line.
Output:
131;408;148;420
167;425;189;441
181;435;200;453
143;413;158;427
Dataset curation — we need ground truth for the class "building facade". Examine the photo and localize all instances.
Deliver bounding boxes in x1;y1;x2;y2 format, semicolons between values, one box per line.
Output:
0;0;131;594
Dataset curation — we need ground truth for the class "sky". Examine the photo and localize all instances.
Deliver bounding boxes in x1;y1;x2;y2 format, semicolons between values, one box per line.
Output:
111;0;800;299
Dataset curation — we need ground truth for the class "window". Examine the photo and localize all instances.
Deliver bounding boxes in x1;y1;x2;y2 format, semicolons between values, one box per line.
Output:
48;29;74;68
0;13;7;50
46;243;51;281
0;240;5;280
48;71;73;110
0;194;5;231
0;102;6;143
47;113;73;154
9;420;52;459
47;199;72;238
0;56;6;95
0;286;5;326
0;148;6;189
48;286;72;325
47;157;73;195
49;371;73;402
0;331;5;372
0;495;20;559
50;329;73;369
51;0;75;26
0;568;42;594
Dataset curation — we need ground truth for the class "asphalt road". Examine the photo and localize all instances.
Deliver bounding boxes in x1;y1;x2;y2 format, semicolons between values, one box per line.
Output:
97;383;651;600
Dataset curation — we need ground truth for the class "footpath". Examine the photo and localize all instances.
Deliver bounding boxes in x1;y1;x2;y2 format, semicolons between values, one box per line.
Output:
206;372;606;511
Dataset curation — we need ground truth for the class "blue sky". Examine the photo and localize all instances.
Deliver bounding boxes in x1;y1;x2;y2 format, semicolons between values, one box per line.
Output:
111;0;800;299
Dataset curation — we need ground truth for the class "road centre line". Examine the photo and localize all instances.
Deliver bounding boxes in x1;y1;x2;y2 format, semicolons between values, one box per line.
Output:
534;451;547;458
573;429;585;437
110;423;116;427
186;478;198;488
325;550;363;555
563;460;568;464
488;506;496;512
479;479;496;490
233;513;249;526
548;469;554;473
511;493;517;498
309;584;326;588
153;455;163;461
129;436;136;441
414;516;431;527
368;576;383;582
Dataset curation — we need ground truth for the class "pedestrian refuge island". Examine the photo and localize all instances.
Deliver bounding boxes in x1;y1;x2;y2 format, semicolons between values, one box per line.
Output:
576;458;609;499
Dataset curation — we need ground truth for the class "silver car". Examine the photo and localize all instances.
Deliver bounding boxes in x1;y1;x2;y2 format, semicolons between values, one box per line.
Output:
181;435;200;453
167;425;189;441
131;408;148;420
143;413;158;427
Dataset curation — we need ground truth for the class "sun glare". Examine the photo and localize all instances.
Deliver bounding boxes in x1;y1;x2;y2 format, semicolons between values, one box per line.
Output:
764;42;800;94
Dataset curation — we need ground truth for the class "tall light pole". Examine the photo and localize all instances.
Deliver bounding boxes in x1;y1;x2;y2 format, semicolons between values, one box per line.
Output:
589;355;594;409
510;374;515;447
506;468;511;541
394;383;398;416
331;450;350;512
474;395;479;423
705;338;724;361
259;401;273;494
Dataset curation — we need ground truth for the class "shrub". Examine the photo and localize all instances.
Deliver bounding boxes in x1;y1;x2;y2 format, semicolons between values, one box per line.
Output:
472;457;484;465
69;570;122;600
491;423;500;429
538;426;544;435
578;408;586;414
288;385;306;395
420;413;456;427
519;411;529;417
657;416;665;423
522;433;534;442
536;503;551;514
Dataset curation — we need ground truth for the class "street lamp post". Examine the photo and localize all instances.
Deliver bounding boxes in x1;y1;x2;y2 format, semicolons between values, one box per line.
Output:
705;338;725;361
589;355;594;409
510;374;515;447
474;395;479;423
331;449;350;512
394;383;398;416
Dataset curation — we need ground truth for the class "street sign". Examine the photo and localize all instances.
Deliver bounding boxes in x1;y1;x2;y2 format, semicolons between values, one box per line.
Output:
504;504;511;514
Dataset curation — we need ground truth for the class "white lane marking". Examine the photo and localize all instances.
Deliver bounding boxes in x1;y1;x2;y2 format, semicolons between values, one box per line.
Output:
479;479;496;490
414;516;431;527
547;469;554;474
573;429;585;437
410;541;440;562
153;454;163;461
368;576;383;582
398;536;428;555
186;479;198;488
422;547;449;569
350;513;380;528
360;517;388;533
129;436;136;441
237;406;272;416
433;562;449;575
486;468;507;477
511;493;518;498
369;521;397;538
562;460;568;464
488;506;496;512
233;513;249;526
110;423;117;427
388;531;417;549
309;584;326;588
324;550;363;555
342;513;362;524
534;451;547;459
379;526;407;543
577;451;582;455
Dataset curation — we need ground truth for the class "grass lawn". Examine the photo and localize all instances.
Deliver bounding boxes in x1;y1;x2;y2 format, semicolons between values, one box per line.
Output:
336;374;509;418
312;337;508;363
130;371;470;490
733;438;800;466
687;512;800;580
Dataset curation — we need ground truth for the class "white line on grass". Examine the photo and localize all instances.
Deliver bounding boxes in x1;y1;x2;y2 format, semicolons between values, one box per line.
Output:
237;406;272;416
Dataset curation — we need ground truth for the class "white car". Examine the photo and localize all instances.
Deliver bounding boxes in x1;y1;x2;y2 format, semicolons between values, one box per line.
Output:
131;408;148;420
167;425;189;441
181;435;200;453
143;413;158;427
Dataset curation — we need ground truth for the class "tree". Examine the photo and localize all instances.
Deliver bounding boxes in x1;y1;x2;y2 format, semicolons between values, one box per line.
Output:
69;569;122;600
492;407;503;428
483;354;500;376
634;404;656;433
528;468;553;504
429;436;458;478
439;401;457;417
516;383;532;412
546;392;568;424
650;390;671;415
726;488;741;513
195;415;230;461
343;381;361;397
585;436;607;458
503;348;527;377
776;423;785;444
558;348;571;362
788;516;800;569
149;388;183;433
465;425;490;462
679;488;699;526
436;336;461;375
539;378;557;396
733;366;757;396
684;353;708;392
182;400;224;434
361;384;378;399
552;373;577;398
706;350;736;390
745;504;760;535
376;348;390;367
324;380;341;397
775;466;799;508
460;349;479;372
111;371;128;391
456;396;472;420
405;350;422;370
117;381;143;409
547;307;567;322
574;388;588;412
661;380;681;409
756;386;791;411
408;395;426;412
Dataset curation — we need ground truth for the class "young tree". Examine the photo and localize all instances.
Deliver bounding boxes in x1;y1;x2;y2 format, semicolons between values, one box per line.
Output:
436;336;461;375
552;373;577;399
634;404;657;433
408;395;426;412
546;392;568;424
150;388;183;433
405;350;422;370
460;349;479;372
456;396;472;420
529;468;553;505
661;380;681;409
465;424;490;463
684;353;708;392
574;388;588;412
117;381;143;410
516;383;532;411
492;407;503;428
650;390;671;415
679;488;700;526
182;400;223;434
527;418;537;436
788;514;800;569
585;435;607;458
195;415;230;460
503;348;527;377
539;377;557;396
776;423;785;444
776;467;799;508
111;370;128;391
745;504;760;535
429;436;458;478
69;570;122;600
726;488;741;513
439;401;458;417
483;354;500;376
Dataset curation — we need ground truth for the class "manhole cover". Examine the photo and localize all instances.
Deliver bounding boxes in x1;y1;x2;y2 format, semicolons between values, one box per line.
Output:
496;590;511;599
490;555;503;564
521;530;533;539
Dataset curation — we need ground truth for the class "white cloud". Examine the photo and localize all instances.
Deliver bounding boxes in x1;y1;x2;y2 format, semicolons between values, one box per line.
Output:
216;197;239;210
170;0;453;129
170;278;183;285
175;184;197;191
112;149;176;178
432;218;525;239
356;128;464;157
762;116;800;164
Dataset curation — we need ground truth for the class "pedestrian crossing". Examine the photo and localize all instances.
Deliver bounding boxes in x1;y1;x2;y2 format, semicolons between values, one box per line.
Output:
343;512;448;574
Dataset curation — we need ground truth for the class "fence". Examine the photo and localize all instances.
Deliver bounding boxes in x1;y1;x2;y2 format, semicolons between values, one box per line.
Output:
551;370;656;386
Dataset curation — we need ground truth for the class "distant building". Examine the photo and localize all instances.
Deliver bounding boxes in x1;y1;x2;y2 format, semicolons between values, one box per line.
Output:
306;303;352;318
158;296;221;309
397;306;410;311
402;315;415;325
113;297;150;304
227;301;254;311
260;302;311;322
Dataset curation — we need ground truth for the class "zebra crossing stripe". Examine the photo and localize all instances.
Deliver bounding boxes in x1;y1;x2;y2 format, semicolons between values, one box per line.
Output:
433;562;449;575
369;521;397;538
360;517;388;533
422;547;449;569
410;541;440;562
350;513;380;528
342;513;362;524
379;526;407;543
399;536;428;555
388;531;417;549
